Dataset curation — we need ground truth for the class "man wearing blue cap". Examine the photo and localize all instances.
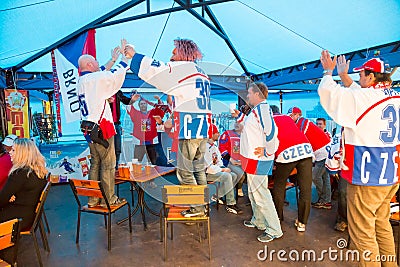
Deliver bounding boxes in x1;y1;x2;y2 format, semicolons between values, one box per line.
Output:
319;51;398;267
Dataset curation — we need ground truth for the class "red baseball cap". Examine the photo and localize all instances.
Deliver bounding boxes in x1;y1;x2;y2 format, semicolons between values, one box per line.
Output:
287;107;302;115
353;58;391;74
211;124;219;134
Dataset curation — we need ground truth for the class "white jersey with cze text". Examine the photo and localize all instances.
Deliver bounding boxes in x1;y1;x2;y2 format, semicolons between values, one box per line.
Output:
319;76;400;186
130;54;212;140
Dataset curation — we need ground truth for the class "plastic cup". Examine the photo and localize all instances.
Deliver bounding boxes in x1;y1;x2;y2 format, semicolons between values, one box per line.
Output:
50;174;59;183
118;164;125;176
145;165;152;175
123;166;130;178
134;163;142;174
229;103;236;113
127;162;133;171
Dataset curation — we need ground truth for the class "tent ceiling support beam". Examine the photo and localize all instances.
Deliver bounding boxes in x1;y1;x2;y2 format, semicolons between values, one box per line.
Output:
95;0;233;30
201;1;249;75
174;0;227;40
174;0;249;74
256;40;400;87
14;0;146;70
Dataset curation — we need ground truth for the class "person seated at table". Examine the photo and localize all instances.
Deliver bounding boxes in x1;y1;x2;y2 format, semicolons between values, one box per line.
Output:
0;138;48;231
205;124;242;215
219;122;246;197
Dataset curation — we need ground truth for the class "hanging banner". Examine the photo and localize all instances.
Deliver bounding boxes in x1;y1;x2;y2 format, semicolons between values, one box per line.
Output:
51;50;63;136
5;89;30;138
53;29;96;123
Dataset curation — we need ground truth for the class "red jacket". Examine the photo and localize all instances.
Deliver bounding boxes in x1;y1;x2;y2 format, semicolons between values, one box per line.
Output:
0;153;12;191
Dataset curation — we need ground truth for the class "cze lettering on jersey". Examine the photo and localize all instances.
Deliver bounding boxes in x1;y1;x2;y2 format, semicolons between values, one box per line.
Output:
282;144;312;161
179;112;208;139
354;146;399;185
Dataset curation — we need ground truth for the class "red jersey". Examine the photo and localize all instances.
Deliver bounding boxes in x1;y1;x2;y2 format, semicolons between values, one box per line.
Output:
219;130;241;161
295;117;330;152
127;106;166;145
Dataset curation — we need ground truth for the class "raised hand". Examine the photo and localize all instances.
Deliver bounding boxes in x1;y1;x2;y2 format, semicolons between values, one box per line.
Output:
131;93;140;102
320;50;337;72
120;39;127;54
254;147;265;158
337;55;350;75
111;47;120;62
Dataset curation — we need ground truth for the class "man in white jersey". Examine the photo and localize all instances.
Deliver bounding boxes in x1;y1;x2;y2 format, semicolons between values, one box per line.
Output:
77;42;130;207
319;51;399;266
125;39;211;217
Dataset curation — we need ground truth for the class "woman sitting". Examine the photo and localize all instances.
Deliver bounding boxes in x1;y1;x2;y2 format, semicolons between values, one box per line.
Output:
0;138;48;231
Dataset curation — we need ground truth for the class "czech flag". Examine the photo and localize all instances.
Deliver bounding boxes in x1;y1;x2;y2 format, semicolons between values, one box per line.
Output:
52;29;96;124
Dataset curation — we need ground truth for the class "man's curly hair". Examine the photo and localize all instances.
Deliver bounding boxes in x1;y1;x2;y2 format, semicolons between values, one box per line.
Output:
174;39;203;62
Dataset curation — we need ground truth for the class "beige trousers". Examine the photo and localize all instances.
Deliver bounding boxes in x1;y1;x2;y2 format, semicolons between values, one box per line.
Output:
347;183;399;267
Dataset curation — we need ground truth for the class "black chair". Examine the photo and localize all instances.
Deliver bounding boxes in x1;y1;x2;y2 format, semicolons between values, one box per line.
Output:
0;218;22;267
69;179;132;250
20;182;51;267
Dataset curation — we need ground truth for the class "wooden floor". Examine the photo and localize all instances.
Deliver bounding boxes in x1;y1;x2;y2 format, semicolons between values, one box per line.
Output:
15;174;399;267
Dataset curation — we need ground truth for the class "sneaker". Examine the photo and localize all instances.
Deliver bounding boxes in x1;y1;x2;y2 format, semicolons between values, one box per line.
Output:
88;202;99;208
311;201;324;208
110;197;127;206
257;232;283;243
243;220;256;228
237;188;244;197
334;221;348;232
312;202;332;210
321;202;332;210
243;220;265;231
181;208;205;218
226;204;243;215
294;219;306;232
211;195;224;205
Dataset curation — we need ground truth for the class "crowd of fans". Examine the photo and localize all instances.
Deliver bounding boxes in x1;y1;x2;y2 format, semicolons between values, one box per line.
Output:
0;38;398;266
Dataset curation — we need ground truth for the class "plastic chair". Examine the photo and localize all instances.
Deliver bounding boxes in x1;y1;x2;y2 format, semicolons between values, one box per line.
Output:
20;181;51;267
160;185;211;261
69;179;132;251
0;218;22;267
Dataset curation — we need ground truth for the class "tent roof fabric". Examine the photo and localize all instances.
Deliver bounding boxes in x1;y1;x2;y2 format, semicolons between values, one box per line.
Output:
1;0;400;85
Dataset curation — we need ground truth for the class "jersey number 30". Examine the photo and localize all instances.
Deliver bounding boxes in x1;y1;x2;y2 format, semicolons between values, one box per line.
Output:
196;78;211;110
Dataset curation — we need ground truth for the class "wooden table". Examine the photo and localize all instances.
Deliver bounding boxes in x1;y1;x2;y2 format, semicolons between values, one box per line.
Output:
116;166;176;230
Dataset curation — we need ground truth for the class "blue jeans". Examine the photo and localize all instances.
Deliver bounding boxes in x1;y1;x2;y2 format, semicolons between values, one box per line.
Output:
312;159;331;203
206;171;237;205
247;173;282;236
114;124;122;168
88;136;117;205
228;163;245;189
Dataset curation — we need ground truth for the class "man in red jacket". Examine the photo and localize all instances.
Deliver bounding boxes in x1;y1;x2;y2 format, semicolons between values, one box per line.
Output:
271;106;313;232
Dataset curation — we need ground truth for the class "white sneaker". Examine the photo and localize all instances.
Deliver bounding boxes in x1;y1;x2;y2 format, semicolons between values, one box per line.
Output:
211;195;224;205
294;219;306;232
